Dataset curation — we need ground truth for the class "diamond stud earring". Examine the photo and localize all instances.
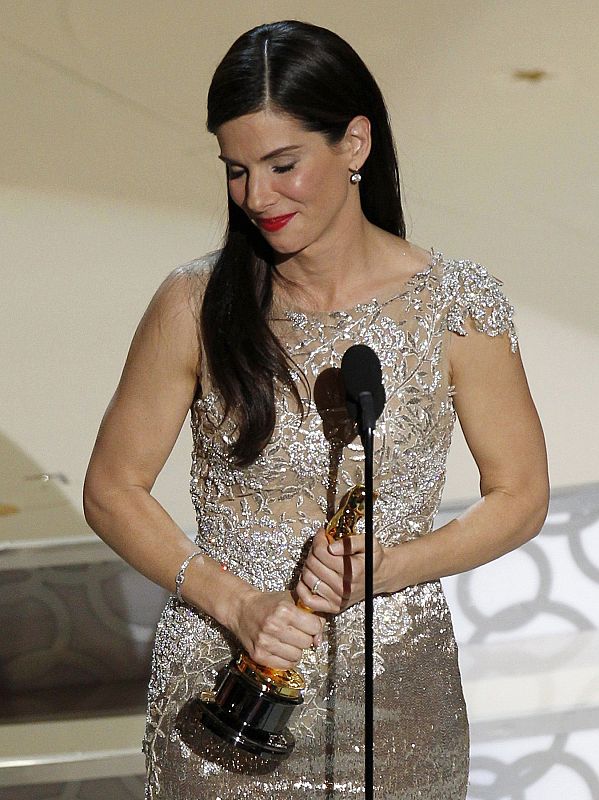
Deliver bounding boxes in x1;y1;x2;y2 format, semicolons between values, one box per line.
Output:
350;169;362;184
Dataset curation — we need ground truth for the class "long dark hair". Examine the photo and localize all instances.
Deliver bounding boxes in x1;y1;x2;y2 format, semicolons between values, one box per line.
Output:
202;20;405;466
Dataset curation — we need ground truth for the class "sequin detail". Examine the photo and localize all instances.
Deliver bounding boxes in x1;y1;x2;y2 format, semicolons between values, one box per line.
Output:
144;251;517;798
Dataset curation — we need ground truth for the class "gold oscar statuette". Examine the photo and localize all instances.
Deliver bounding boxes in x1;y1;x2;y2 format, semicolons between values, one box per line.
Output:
195;484;370;756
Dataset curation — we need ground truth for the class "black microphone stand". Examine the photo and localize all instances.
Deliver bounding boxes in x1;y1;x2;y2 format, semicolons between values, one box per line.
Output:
341;343;384;799
357;391;376;800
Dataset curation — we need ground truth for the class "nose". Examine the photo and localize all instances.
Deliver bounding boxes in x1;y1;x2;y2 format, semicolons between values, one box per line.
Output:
244;171;277;215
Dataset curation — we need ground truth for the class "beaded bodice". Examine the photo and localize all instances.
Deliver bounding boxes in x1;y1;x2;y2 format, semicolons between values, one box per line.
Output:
183;250;516;732
188;249;516;568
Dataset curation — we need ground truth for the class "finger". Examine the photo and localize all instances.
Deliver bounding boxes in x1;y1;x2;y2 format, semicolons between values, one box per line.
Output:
252;644;303;670
282;617;326;654
328;533;366;556
290;599;329;635
307;546;363;600
313;629;323;648
303;553;362;607
295;578;334;614
262;625;315;657
295;575;340;614
295;597;331;624
302;549;345;587
309;531;345;569
302;557;345;595
300;566;343;607
297;581;341;616
261;600;321;643
335;553;362;600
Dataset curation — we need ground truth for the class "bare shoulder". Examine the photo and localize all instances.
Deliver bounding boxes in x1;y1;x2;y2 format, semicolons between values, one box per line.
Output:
138;252;219;375
152;252;217;317
369;228;434;286
403;240;435;269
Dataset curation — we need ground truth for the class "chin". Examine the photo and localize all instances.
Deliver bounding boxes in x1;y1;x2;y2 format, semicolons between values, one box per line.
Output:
265;230;324;258
270;242;302;257
262;234;304;256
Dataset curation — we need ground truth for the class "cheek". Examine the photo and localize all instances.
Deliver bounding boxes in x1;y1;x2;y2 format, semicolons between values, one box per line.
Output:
227;179;246;207
286;170;314;202
291;162;346;204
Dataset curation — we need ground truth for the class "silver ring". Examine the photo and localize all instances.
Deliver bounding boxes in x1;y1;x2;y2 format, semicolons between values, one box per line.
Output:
311;578;323;596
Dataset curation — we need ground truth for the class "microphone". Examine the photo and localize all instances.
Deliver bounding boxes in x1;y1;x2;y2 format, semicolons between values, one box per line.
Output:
341;344;386;432
340;344;384;797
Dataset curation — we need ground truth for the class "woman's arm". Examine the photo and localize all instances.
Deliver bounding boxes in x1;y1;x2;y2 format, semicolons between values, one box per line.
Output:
377;318;549;593
84;268;322;666
297;319;549;610
83;268;246;626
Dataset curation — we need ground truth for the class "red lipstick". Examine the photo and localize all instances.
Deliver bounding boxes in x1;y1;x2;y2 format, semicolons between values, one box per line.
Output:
256;213;296;232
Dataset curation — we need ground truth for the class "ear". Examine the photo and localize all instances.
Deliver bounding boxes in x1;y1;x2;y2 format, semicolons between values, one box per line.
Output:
343;115;371;171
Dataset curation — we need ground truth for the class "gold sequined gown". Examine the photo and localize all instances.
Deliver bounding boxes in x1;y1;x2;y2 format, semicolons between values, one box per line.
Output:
144;250;518;799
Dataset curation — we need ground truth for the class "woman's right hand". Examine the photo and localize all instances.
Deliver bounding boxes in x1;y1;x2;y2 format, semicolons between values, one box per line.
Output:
229;588;324;670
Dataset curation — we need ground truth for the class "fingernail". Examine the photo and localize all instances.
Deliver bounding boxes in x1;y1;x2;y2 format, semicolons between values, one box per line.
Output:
329;543;342;555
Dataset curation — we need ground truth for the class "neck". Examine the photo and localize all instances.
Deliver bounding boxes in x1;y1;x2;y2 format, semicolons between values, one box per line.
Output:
275;212;379;311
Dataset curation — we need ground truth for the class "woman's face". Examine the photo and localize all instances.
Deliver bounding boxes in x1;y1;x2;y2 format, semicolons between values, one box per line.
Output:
216;109;360;256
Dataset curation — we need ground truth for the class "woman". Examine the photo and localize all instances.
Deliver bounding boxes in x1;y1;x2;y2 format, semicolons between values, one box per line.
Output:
83;20;549;800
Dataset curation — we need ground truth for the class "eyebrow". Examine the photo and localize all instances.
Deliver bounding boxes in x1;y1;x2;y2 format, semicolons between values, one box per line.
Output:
218;145;302;165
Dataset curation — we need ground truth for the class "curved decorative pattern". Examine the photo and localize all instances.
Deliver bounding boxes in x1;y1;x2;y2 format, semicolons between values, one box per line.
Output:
439;482;599;799
0;561;168;692
0;775;145;799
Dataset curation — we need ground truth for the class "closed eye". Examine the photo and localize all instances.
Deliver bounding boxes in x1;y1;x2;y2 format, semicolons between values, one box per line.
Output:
226;162;296;180
226;167;245;180
272;163;296;174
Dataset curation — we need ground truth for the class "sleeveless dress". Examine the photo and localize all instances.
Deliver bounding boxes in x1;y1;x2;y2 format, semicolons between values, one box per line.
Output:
143;249;518;799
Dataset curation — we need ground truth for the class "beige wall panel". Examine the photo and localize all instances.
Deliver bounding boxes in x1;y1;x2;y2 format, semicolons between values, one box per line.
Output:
1;1;597;543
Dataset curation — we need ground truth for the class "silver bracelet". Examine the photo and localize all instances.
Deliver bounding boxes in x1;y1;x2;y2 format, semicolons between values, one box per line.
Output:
175;551;204;602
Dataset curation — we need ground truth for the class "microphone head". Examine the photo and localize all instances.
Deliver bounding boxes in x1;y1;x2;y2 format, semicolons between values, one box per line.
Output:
341;344;382;396
341;344;386;423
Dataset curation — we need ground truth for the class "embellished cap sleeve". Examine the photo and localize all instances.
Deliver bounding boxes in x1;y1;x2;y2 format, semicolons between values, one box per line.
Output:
169;250;221;394
175;249;220;283
441;257;518;352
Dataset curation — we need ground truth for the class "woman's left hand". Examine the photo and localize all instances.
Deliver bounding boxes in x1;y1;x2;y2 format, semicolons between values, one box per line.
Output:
295;527;388;614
